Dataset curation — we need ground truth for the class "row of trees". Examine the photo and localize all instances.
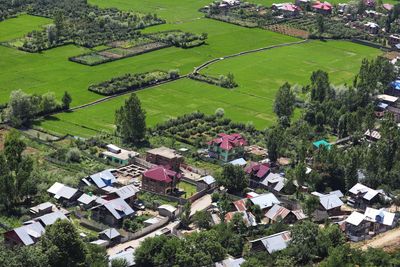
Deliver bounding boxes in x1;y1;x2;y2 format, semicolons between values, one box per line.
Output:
3;90;71;127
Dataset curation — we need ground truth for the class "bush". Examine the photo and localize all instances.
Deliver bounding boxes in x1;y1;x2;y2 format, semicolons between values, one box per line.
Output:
66;148;81;163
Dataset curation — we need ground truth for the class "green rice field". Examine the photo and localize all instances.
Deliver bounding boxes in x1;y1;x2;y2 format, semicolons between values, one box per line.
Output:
0;0;383;138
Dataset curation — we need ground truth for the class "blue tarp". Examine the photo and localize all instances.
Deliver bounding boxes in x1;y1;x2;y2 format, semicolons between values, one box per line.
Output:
390;80;400;90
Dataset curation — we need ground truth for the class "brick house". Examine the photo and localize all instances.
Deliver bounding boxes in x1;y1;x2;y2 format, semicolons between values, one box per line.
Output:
146;147;184;171
208;133;247;162
245;162;270;188
142;166;181;194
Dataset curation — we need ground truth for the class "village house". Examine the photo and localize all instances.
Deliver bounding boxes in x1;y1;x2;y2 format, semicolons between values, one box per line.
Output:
146;146;184;172
196;175;217;191
245;145;268;160
364;22;379;34
109;248;136;267
29;202;55;217
348;183;384;210
272;3;301;17
364;129;381;142
106;184;139;206
101;144;139;165
77;193;98;209
312;1;332;14
389;34;400;47
90;197;134;227
99;228;122;246
250;231;291;253
312;190;344;216
3;222;45;246
265;204;306;224
208;133;247;162
234;192;281;213
313;139;332;150
142;165;181;194
158;204;178;219
344;207;396;241
81;169;117;194
47;182;82;207
260;172;286;193
245;162;270;188
4;211;69;246
225;211;257;227
216;257;245;267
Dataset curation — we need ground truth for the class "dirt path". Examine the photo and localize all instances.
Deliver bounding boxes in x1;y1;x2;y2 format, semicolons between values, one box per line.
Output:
358;227;400;251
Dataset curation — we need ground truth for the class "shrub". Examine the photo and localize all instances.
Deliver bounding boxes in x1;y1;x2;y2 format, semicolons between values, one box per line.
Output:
66;148;81;163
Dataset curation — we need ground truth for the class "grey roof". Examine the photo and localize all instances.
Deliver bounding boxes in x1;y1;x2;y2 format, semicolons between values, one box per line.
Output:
251;231;291;254
89;170;117;188
215;257;245;267
319;194;343;210
78;194;97;205
11;222;45;246
114;185;139;199
36;211;68;226
47;182;79;200
250;193;280;210
109;248;135;267
200;175;216;185
158;204;177;213
30;202;54;213
349;183;379;201
100;228;121;240
261;173;286;192
104;198;134;219
229;158;247;166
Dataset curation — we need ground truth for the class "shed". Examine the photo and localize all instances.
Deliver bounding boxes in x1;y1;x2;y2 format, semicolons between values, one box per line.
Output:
312;140;332;150
158;204;177;218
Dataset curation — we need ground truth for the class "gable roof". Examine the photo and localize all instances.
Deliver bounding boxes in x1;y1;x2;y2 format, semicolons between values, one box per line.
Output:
265;204;290;221
261;173;286;192
47;182;79;200
103;198;134;219
319;194;343;210
349;183;379;201
209;133;247;151
100;228;121;239
143;166;179;183
29;202;54;214
364;207;395;226
109;248;135;267
346;211;365;226
89;169;117;188
229;158;247;166
233;199;248;212
200;175;216;185
251;231;291;254
250;193;280;210
158;204;177;213
78;194;97;205
36;211;68;227
312;1;332;10
245;162;270;178
225;211;257;227
313;139;332;149
113;185;139;200
8;222;45;246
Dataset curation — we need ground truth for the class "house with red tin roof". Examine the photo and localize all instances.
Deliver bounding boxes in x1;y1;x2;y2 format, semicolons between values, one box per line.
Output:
208;133;247;162
245;162;271;187
312;1;332;14
142;166;181;194
272;3;301;17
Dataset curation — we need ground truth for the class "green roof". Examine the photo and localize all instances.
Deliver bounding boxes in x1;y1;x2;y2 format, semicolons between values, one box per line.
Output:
313;140;332;150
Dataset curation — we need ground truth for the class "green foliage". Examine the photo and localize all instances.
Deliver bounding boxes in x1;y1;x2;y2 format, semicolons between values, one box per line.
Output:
274;82;296;121
115;93;146;144
180;201;192;229
217;164;248;193
193;210;212;229
62;91;72;109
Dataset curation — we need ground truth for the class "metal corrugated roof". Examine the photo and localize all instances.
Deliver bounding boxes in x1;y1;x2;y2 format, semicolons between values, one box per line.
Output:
100;228;121;239
104;198;134;219
252;231;291;254
37;211;68;226
12;222;45;246
250;193;280;210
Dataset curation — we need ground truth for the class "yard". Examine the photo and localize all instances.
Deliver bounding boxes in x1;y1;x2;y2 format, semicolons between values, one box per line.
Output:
0;14;51;42
177;181;197;198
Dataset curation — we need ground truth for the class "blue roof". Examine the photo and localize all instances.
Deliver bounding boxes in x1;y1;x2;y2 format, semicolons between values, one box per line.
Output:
390;80;400;90
313;140;332;150
377;102;389;109
89;170;116;188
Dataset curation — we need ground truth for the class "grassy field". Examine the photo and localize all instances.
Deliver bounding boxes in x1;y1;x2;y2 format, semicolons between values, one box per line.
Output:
0;14;51;42
177;181;198;198
37;40;380;137
0;18;296;105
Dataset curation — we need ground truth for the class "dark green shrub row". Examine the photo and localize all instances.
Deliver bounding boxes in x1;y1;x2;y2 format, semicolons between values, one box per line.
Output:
188;73;238;88
88;70;179;96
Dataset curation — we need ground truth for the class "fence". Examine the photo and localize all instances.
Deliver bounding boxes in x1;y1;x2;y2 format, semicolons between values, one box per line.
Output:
79;218;108;232
120;216;170;242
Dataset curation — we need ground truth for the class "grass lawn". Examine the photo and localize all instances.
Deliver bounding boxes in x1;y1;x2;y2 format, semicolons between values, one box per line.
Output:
37;40;380;137
0;14;51;42
177;181;198;198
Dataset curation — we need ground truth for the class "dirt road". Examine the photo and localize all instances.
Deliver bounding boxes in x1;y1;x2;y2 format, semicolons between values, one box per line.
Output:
359;227;400;251
190;194;212;216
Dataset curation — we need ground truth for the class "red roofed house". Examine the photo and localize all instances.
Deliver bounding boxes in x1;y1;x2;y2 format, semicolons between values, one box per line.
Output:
208;133;247;162
272;3;302;17
245;162;271;188
312;1;332;14
142;166;181;194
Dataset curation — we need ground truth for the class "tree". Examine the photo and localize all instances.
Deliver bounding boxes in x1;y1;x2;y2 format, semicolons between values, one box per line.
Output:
39;220;86;267
180;201;192;229
115;93;146;144
40;92;59;114
266;126;283;162
217;164;248;193
303;195;319;218
274;82;296;120
316;15;325;37
62;91;72;109
193;210;212;229
310;70;331;103
287;221;319;264
6;90;38;127
111;258;129;267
